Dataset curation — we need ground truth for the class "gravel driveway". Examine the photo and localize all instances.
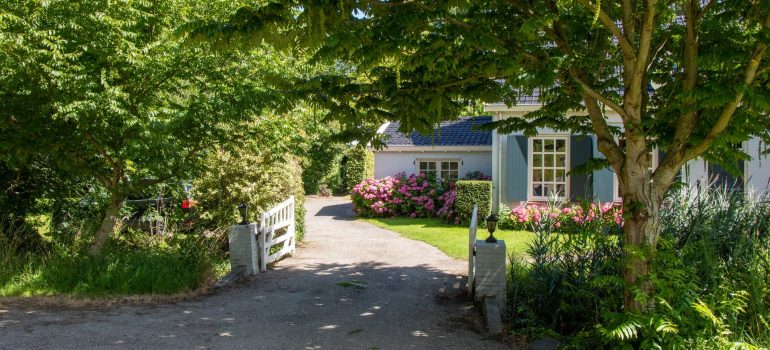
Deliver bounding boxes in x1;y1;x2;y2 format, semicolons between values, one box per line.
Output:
0;196;506;350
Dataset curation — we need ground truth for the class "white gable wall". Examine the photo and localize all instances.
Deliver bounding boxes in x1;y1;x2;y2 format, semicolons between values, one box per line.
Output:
681;138;770;198
683;158;709;188
374;151;492;179
747;137;770;197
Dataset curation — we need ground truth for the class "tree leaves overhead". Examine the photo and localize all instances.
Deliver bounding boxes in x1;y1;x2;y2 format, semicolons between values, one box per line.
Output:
204;1;769;170
0;0;295;191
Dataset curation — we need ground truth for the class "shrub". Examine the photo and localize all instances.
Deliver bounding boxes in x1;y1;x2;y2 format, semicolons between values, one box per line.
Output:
507;203;624;335
302;142;346;195
506;186;770;348
393;172;448;217
318;184;333;197
341;147;374;192
350;172;492;223
0;229;226;296
436;182;460;224
193;148;306;240
508;202;623;233
350;176;398;217
351;173;449;218
496;203;515;230
454;180;492;224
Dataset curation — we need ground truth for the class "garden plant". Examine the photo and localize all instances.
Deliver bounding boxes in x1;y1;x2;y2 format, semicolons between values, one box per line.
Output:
507;186;770;348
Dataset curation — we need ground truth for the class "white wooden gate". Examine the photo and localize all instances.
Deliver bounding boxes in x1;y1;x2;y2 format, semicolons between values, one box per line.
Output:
257;196;296;272
467;205;478;297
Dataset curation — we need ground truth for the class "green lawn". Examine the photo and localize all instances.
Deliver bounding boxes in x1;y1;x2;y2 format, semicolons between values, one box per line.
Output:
359;217;534;260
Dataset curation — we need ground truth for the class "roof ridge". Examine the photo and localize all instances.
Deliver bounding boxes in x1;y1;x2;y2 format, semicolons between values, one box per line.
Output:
382;116;493;147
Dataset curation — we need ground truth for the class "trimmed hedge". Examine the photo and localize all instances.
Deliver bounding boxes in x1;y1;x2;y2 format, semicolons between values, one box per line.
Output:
341;147;374;192
454;180;492;224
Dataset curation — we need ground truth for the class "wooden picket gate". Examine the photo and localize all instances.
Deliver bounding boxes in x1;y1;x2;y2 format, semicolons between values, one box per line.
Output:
257;195;296;272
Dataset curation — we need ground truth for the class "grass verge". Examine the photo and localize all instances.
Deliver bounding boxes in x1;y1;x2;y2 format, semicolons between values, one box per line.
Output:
0;233;228;298
359;217;534;260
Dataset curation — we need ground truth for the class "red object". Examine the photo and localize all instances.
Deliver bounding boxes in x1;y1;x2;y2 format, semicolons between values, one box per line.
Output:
182;199;192;209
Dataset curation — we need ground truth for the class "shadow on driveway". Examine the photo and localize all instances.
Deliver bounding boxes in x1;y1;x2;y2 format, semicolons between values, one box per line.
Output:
0;260;500;350
313;201;356;221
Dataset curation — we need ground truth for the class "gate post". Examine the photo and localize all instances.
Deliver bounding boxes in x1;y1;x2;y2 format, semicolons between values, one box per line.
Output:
474;239;506;334
227;223;259;275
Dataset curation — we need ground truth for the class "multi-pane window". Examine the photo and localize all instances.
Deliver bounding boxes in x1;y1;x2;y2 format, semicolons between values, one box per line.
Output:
417;160;459;181
418;161;438;178
529;137;569;199
440;161;459;181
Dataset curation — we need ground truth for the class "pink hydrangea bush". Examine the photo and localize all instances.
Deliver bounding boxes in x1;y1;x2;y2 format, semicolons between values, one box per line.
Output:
436;182;461;224
392;172;446;218
350;176;398;217
508;203;623;232
351;172;490;222
351;172;451;218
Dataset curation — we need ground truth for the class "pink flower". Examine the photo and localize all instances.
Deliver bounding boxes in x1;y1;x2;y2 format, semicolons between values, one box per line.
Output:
532;211;542;224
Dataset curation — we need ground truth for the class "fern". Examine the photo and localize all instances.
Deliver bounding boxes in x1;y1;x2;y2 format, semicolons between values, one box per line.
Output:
693;299;722;330
600;314;642;342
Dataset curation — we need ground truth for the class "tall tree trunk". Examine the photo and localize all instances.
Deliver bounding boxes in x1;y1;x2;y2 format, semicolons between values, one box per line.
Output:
89;192;124;256
618;135;666;313
621;203;660;312
619;163;665;312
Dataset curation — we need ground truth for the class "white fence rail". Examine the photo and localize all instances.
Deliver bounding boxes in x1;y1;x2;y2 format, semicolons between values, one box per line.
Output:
467;205;478;297
257;195;296;272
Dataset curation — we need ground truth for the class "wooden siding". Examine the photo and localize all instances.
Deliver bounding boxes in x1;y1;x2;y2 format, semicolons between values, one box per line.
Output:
570;135;593;201
506;135;528;203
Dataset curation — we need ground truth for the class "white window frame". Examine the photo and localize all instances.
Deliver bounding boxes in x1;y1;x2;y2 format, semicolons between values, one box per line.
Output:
613;143;659;202
415;159;461;181
528;135;570;201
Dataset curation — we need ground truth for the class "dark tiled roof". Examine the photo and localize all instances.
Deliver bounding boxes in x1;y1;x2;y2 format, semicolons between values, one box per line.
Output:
488;86;633;106
517;89;542;105
485;87;546;106
382;116;492;147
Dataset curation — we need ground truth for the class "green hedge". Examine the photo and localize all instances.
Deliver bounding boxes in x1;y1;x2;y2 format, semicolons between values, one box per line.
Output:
341;147;374;192
455;180;492;224
302;142;345;195
194;149;306;240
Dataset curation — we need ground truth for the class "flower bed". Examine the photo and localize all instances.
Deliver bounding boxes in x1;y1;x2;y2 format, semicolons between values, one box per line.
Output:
352;173;623;232
508;203;623;233
351;172;477;222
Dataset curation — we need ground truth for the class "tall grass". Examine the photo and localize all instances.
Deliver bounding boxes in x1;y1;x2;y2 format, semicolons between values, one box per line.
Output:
654;186;770;345
507;186;770;348
0;228;228;297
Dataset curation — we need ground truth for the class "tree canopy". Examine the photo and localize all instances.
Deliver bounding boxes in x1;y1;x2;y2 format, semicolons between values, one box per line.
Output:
207;0;770;311
0;0;307;254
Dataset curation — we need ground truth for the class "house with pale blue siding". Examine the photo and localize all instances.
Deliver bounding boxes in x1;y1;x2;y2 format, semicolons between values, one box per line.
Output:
485;95;770;207
372;116;493;180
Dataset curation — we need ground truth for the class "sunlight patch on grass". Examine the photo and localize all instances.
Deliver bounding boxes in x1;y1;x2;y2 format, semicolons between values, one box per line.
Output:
359;217;534;260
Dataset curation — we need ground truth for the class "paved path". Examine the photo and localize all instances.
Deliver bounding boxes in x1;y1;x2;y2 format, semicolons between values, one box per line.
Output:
0;197;505;350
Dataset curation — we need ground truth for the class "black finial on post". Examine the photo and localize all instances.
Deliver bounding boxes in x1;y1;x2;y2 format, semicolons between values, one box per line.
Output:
485;214;498;243
238;203;249;225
